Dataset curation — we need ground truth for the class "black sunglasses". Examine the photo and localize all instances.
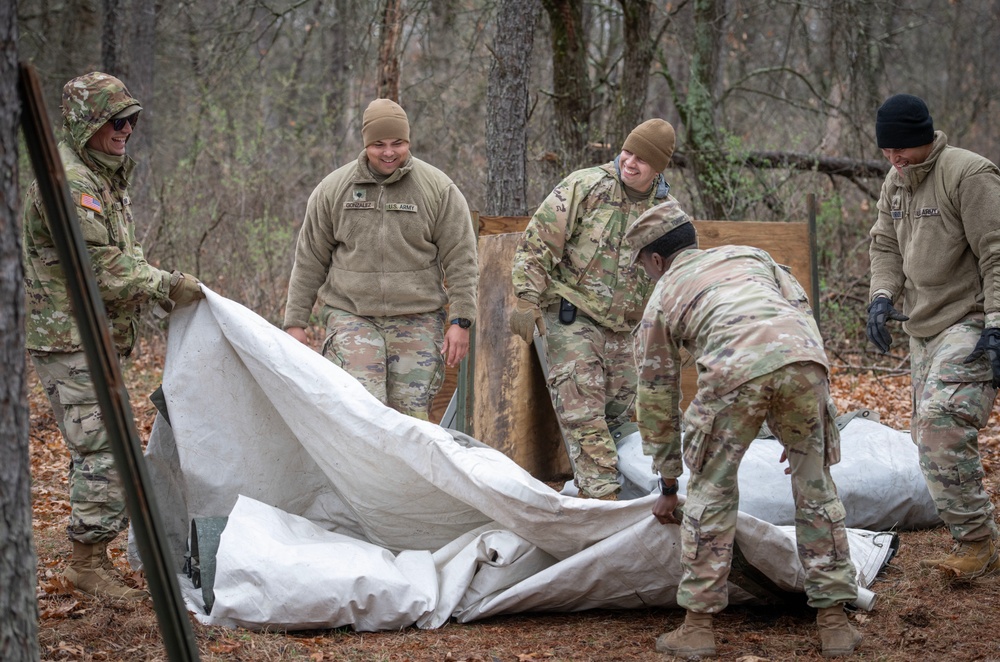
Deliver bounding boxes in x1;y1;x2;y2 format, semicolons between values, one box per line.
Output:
111;114;139;131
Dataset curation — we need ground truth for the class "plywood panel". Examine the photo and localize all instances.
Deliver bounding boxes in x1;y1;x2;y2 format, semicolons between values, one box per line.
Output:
472;234;570;480
438;216;813;462
476;218;813;410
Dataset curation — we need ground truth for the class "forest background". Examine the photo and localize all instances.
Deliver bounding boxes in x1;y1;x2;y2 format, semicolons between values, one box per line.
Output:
5;1;1000;660
13;0;1000;349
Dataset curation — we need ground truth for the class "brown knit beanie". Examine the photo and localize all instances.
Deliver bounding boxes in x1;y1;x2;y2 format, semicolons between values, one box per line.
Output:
362;99;410;146
622;119;675;172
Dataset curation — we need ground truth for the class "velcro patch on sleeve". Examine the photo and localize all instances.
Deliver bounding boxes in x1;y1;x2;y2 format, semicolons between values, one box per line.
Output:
80;193;103;213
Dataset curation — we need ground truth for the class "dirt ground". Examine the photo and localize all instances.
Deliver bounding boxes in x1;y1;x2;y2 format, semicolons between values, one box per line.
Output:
26;339;1000;661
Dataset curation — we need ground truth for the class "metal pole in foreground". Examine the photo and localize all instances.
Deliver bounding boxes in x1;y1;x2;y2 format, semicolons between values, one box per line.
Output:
18;62;200;662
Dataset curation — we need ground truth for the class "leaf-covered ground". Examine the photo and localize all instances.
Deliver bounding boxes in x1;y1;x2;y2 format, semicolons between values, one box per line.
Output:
26;339;1000;661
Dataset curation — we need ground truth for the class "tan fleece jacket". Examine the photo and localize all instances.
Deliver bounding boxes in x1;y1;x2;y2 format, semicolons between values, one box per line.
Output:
870;131;1000;337
284;151;478;328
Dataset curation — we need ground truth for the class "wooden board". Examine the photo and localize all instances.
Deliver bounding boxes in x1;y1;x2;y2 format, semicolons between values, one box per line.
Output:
433;215;814;466
470;233;570;480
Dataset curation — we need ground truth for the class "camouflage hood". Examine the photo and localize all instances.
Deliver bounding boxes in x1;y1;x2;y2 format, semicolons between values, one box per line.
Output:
61;72;141;156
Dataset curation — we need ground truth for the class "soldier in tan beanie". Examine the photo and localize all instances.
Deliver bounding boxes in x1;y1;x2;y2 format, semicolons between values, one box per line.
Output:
509;118;678;500
284;98;478;421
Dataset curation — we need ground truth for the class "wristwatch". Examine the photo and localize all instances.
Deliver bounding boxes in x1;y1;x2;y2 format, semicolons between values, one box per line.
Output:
659;477;679;496
451;317;472;329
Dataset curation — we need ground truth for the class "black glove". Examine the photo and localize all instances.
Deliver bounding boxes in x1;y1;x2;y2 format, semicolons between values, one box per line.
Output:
964;327;1000;388
866;297;909;354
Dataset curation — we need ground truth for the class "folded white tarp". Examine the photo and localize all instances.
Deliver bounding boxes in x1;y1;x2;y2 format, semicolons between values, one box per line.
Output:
615;418;939;532
134;291;911;631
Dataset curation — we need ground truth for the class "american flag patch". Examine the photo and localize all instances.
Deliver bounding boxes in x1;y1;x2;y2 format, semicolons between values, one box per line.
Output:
80;193;103;213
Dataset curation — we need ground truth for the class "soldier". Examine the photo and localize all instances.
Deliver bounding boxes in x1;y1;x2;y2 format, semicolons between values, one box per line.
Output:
23;72;203;599
284;99;478;420
866;93;1000;577
508;119;677;500
625;202;861;658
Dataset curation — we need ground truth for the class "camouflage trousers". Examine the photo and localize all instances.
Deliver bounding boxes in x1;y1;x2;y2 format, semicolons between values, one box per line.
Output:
30;350;128;545
541;308;636;498
679;362;858;612
910;316;999;542
322;306;446;421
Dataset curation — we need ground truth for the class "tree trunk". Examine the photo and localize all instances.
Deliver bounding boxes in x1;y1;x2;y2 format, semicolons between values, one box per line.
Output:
125;0;158;214
486;0;539;216
1;9;42;660
101;0;127;76
377;0;402;101
541;0;590;171
612;0;653;152
321;0;353;162
682;0;730;220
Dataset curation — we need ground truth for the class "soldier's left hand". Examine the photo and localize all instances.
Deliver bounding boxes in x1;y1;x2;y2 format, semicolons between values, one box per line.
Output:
168;271;205;307
443;324;470;367
651;494;681;525
964;327;1000;388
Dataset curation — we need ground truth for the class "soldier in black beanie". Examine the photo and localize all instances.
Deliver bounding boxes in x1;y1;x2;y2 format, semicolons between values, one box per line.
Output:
867;93;1000;578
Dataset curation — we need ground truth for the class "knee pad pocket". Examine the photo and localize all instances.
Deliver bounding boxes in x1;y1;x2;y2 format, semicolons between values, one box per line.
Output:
681;502;706;561
818;499;851;561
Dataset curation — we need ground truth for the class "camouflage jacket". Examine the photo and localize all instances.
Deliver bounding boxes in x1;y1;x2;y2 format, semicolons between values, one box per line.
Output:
870;131;1000;337
511;160;670;332
636;245;828;477
22;72;171;355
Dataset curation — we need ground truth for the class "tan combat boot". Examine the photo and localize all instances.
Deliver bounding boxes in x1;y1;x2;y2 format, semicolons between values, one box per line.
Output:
655;611;716;658
64;541;148;600
816;605;862;657
928;538;1000;578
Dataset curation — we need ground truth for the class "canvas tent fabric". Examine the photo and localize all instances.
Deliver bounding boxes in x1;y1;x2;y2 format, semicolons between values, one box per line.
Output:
132;291;916;631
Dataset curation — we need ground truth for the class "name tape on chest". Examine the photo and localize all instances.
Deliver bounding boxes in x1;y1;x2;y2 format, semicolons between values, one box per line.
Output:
385;203;418;213
342;201;419;212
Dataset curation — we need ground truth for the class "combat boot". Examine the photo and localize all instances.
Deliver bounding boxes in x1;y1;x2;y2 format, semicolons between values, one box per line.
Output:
929;537;1000;578
816;605;862;657
64;541;148;600
655;611;716;658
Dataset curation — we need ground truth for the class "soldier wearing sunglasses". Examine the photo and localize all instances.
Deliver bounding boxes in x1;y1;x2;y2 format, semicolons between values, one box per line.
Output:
22;72;204;600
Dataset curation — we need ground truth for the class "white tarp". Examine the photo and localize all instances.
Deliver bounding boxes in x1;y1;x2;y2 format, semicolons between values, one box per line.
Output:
135;291;916;631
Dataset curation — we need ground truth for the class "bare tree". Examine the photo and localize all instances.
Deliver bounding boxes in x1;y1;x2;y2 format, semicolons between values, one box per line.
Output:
610;0;654;151
102;0;127;75
126;0;158;209
486;0;539;216
377;0;402;101
677;0;730;220
540;0;590;170
1;7;41;660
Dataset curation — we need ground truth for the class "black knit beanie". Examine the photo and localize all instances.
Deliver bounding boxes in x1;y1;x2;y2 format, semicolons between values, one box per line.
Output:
876;94;934;149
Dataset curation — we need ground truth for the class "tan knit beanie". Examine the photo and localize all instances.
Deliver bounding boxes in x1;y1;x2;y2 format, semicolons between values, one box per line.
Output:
622;119;676;172
362;99;410;146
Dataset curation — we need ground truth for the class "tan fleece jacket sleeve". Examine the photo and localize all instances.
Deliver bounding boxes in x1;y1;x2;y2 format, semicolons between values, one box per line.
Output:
959;170;1000;328
432;184;478;322
284;186;338;329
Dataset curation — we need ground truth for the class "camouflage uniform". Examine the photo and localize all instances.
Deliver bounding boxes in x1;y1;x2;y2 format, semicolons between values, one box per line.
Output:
23;72;172;544
322;307;446;420
511;160;672;497
284;151;477;418
870;131;1000;544
910;318;998;541
637;245;857;612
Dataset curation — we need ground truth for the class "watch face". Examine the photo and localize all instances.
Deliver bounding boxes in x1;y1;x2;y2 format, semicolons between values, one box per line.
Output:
452;318;472;329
